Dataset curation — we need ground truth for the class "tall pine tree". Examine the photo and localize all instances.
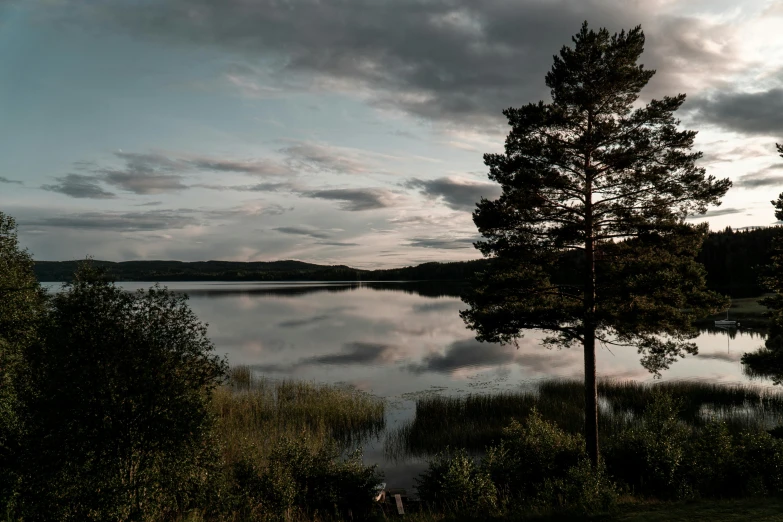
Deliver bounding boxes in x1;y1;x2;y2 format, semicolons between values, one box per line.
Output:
461;22;731;466
742;143;783;383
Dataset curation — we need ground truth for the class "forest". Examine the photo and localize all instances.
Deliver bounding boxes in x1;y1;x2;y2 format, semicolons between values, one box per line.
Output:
33;226;779;298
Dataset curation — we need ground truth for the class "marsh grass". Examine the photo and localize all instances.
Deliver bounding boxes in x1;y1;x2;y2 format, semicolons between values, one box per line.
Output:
386;379;783;459
214;365;385;467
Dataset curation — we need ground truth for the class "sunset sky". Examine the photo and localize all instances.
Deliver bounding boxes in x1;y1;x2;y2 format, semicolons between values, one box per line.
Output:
2;0;782;268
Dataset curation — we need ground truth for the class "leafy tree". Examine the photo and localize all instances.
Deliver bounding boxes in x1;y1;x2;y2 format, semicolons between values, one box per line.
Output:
742;143;783;383
460;22;730;466
0;212;46;510
16;263;227;521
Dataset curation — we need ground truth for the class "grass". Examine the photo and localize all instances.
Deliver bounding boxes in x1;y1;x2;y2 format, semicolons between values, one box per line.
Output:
398;497;783;521
212;365;385;467
695;295;773;328
386;379;783;459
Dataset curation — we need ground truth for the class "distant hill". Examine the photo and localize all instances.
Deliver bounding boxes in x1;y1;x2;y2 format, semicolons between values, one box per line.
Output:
33;259;489;283
33;226;783;297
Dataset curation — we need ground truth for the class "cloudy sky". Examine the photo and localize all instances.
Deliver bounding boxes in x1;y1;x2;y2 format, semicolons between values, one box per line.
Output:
1;0;782;267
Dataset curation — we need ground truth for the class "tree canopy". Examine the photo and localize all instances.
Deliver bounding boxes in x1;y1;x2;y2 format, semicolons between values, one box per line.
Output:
461;22;730;466
0;212;46;507
742;143;783;384
15;263;227;521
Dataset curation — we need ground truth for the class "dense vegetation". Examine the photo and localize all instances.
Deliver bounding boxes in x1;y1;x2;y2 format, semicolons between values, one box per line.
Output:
32;227;779;298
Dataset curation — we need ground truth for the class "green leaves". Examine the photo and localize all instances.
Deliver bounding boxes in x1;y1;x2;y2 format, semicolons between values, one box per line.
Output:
15;263;227;521
464;21;730;374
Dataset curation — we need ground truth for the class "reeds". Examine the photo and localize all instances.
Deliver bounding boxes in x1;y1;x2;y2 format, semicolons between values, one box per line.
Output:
213;365;385;467
386;379;783;459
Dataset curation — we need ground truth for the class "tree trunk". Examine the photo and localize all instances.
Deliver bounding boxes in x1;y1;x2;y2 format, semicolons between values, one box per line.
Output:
584;230;599;467
583;111;599;468
583;327;599;467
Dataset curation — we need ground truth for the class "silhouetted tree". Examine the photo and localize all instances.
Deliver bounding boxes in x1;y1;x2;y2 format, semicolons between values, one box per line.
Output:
461;22;730;466
0;213;46;510
16;263;227;521
743;143;783;383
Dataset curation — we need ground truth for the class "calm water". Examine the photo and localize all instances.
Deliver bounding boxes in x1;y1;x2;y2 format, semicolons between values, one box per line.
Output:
42;281;774;490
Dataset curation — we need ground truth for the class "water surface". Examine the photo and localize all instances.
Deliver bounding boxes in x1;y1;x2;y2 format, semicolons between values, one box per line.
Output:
42;281;774;490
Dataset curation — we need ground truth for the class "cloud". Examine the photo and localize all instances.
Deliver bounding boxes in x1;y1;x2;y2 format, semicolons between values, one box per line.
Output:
41;174;116;199
735;164;783;189
304;188;397;211
316;241;360;247
406;236;477;249
0;176;22;184
29;210;198;231
405;176;501;210
687;207;745;219
96;152;187;194
201;202;290;219
50;0;763;134
281;142;370;175
273;225;331;239
195;181;298;192
184;157;299;176
688;88;783;136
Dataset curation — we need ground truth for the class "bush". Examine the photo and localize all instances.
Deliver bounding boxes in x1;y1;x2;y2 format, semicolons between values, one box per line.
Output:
679;419;738;498
605;391;691;499
483;409;585;501
15;263;227;521
537;459;617;514
733;429;783;497
0;213;46;511
416;448;498;515
485;409;615;512
235;436;383;520
417;409;617;516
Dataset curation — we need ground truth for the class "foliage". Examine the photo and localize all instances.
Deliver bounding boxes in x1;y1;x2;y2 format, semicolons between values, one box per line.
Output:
484;410;616;512
14;262;227;521
416;449;499;516
605;392;691;499
483;410;586;501
233;437;383;521
417;410;617;517
32;227;783;300
461;21;730;465
0;212;47;512
742;143;783;383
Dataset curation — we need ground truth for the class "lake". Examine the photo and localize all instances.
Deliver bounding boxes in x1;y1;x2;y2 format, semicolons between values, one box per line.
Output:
42;280;775;490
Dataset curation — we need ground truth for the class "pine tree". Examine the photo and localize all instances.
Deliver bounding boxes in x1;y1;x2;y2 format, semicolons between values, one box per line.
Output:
742;143;783;383
460;22;731;466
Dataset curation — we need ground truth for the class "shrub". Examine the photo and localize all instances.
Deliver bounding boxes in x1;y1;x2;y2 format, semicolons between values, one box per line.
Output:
733;429;783;497
0;213;46;511
416;448;498;515
537;459;618;514
485;409;616;513
15;263;227;521
483;409;586;501
605;391;691;499
679;419;738;498
238;436;383;520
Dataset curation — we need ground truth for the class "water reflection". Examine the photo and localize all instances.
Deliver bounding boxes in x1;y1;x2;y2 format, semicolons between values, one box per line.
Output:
43;281;776;491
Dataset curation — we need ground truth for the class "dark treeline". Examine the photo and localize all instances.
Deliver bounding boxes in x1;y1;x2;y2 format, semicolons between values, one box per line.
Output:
34;227;780;297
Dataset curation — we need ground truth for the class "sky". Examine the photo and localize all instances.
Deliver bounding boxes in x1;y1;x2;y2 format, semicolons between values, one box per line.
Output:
1;0;782;268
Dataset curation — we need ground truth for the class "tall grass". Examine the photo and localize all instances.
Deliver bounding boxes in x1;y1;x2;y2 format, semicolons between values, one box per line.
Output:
213;365;385;467
386;379;783;459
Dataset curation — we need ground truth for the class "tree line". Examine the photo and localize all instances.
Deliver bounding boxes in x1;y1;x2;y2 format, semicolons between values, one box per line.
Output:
33;227;779;297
